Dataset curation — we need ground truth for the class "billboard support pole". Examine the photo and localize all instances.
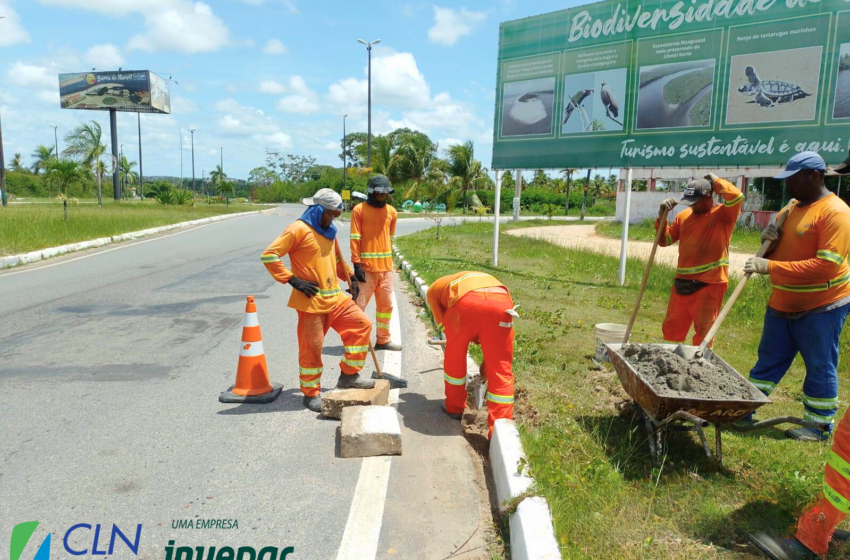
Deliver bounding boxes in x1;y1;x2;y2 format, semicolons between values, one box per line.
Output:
513;170;521;221
138;113;144;199
493;170;502;267
110;109;120;200
618;167;633;286
581;169;591;221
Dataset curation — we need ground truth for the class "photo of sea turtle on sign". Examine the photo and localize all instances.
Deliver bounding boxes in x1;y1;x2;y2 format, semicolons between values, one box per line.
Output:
726;46;821;125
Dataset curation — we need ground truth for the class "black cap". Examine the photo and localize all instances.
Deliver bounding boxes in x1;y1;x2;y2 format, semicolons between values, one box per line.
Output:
368;175;394;195
835;149;850;176
679;178;713;207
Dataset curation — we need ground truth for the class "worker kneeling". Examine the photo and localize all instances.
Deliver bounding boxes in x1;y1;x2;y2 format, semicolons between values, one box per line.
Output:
427;271;516;437
655;174;743;346
261;188;374;413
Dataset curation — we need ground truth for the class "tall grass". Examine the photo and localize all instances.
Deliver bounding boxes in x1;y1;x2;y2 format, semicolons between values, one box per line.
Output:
396;223;850;560
0;202;255;256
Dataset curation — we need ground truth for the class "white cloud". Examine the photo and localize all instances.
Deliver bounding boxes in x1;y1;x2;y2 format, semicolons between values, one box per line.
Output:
261;39;287;55
37;90;59;105
264;132;292;148
276;76;319;115
323;141;338;151
85;44;125;69
38;0;231;54
259;80;286;94
7;62;57;89
172;96;198;113
427;6;487;47
213;98;291;148
0;2;30;46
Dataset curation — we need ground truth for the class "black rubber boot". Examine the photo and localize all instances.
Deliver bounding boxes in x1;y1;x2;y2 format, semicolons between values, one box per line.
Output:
441;403;463;420
336;373;375;390
785;427;829;442
375;341;403;351
749;532;817;560
303;395;322;413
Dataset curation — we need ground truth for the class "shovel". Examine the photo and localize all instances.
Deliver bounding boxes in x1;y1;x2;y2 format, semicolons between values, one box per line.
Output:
673;200;797;362
622;206;671;344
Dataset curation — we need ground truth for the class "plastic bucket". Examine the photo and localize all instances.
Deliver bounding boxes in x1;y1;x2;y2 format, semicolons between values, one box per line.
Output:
594;323;627;362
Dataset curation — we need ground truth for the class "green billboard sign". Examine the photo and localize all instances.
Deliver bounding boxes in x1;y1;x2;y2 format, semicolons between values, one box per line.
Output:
492;0;850;169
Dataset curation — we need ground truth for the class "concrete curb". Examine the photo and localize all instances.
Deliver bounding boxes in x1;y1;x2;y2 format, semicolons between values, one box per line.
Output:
0;208;273;271
390;243;561;560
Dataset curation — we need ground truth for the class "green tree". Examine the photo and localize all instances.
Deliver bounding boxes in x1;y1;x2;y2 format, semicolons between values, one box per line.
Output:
119;156;139;197
529;169;549;189
64;121;106;206
31;145;56;175
395;137;444;202
46;158;85;220
266;153;317;182
10;153;24;172
445;141;491;213
209;165;227;188
340;132;369;167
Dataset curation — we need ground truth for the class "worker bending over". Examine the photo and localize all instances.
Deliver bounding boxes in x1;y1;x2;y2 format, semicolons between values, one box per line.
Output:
749;150;850;560
351;175;401;351
427;271;517;437
744;151;850;442
261;188;374;413
655;174;744;346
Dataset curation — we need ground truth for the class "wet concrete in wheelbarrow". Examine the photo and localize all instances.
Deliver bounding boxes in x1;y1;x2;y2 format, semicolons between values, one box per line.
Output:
622;344;751;400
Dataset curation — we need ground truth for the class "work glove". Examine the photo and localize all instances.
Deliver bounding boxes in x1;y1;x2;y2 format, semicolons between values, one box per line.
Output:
761;224;782;244
704;173;720;186
744;257;770;275
353;263;366;283
288;276;319;298
347;276;360;300
659;197;677;215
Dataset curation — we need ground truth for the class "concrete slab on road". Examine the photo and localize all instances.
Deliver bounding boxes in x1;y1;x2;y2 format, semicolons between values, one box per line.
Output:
0;203;494;560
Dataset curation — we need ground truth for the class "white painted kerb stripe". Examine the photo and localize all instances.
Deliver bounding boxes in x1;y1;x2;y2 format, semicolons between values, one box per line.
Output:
239;340;264;357
336;279;402;560
243;312;259;327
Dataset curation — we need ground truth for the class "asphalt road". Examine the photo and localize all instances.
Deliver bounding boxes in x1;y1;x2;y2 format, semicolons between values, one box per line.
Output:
0;204;490;560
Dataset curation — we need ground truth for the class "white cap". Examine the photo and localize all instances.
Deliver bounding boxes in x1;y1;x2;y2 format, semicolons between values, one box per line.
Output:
302;188;343;211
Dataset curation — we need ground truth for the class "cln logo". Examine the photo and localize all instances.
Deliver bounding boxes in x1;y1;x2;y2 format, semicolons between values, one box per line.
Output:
10;522;143;559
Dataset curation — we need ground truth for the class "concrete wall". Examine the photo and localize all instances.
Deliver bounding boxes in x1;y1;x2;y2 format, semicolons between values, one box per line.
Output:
615;192;688;224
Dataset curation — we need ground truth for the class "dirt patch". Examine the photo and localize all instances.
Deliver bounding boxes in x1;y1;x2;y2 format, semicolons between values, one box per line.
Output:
621;344;751;400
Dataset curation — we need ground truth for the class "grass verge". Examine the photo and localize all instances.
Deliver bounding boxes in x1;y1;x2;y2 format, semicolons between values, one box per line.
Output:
0;202;257;256
395;222;850;560
595;219;764;255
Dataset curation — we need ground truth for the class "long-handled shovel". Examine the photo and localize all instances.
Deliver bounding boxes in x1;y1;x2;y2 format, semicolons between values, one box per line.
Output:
622;206;670;344
673;200;798;362
347;279;408;388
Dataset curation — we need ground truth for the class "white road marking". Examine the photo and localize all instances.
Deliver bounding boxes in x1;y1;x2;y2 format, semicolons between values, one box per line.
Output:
336;286;402;560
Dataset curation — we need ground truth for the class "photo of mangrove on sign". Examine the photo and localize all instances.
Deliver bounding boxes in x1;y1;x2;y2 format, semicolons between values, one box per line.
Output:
835;43;850;119
636;59;714;130
726;46;821;125
500;77;555;137
561;68;626;134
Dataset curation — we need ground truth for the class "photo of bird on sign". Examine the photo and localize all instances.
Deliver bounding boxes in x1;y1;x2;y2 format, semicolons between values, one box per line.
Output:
561;68;626;134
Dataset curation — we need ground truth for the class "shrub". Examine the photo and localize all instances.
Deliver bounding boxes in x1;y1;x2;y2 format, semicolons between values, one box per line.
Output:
172;189;195;206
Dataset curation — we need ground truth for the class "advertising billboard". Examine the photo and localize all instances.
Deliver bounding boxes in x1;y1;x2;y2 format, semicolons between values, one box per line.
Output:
58;70;171;114
492;0;850;169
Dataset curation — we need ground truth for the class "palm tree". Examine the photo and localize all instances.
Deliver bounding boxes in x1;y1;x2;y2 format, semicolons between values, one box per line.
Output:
368;137;397;179
119;156;139;197
10;153;24;172
46;159;85;220
561;168;578;213
209;165;227;187
396;139;445;202
63;121;106;206
445;141;491;213
31;145;56;175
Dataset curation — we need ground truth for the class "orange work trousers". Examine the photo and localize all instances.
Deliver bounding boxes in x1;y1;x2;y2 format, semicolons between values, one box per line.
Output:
795;407;850;556
355;270;394;344
296;297;372;397
443;289;515;437
662;282;727;346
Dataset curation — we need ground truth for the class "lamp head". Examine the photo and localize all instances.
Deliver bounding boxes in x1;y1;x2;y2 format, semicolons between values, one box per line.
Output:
357;39;367;45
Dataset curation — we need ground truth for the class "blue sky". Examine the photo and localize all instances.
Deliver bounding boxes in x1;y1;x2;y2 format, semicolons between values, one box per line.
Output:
0;0;587;180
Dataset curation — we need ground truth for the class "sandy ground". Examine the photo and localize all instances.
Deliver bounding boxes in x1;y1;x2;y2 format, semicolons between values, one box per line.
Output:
507;224;750;276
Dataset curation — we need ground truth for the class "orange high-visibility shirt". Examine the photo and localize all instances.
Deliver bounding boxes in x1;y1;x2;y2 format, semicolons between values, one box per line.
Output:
351;202;397;272
767;194;850;313
427;271;507;326
261;221;353;314
655;178;743;283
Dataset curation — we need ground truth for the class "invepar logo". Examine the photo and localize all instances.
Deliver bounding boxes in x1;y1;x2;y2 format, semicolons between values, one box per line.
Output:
10;523;50;560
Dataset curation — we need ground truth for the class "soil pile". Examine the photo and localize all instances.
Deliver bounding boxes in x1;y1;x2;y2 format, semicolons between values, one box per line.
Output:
621;344;751;400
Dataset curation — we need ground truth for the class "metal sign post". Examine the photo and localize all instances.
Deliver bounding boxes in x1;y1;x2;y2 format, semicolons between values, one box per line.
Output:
618;167;633;286
493;170;502;266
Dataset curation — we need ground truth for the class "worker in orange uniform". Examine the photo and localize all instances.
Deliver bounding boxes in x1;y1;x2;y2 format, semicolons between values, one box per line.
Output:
427;271;518;437
749;152;850;559
351;175;401;351
261;188;374;413
654;174;744;346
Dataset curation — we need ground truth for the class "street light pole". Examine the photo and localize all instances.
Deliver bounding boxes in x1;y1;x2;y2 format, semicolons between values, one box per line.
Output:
189;128;196;193
337;113;347;194
120;143;124;198
0;109;6;207
357;38;381;169
50;125;59;157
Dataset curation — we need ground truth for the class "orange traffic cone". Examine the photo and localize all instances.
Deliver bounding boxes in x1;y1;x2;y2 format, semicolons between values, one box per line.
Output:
219;296;282;404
